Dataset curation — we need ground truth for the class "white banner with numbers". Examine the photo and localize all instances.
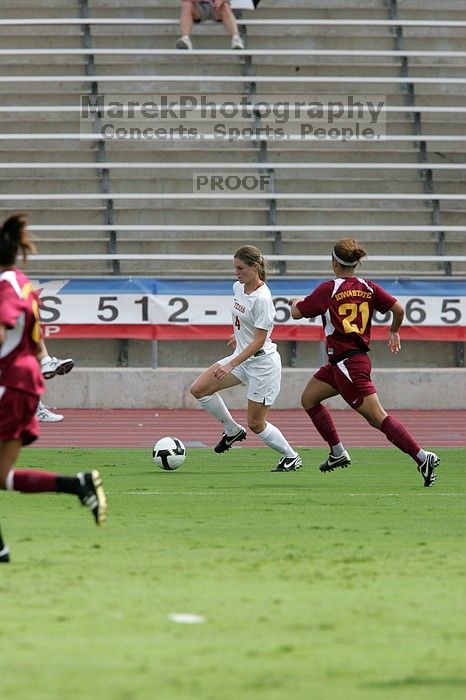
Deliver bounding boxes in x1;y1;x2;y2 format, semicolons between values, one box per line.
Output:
32;278;466;341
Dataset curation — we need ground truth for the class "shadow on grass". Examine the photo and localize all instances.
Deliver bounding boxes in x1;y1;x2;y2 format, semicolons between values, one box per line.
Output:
362;677;466;689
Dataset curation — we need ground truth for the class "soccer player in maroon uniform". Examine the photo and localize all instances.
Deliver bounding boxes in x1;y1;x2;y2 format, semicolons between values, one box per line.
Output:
289;238;439;487
0;214;107;564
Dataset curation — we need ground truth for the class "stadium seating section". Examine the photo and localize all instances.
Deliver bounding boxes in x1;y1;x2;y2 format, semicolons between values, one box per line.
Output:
0;0;464;373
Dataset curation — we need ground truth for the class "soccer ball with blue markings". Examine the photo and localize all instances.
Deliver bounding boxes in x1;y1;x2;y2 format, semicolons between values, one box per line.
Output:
153;437;186;470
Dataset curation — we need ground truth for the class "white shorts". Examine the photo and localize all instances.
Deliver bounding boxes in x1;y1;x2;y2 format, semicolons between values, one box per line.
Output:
218;350;281;405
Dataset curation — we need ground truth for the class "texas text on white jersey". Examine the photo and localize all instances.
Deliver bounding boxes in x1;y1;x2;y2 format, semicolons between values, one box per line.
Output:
231;281;277;359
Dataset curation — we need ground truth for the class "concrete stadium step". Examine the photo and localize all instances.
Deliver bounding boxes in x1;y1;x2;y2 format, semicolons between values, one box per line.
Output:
272;209;433;225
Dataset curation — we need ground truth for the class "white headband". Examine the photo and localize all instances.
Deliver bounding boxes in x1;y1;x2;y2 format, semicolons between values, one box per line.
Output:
332;249;355;267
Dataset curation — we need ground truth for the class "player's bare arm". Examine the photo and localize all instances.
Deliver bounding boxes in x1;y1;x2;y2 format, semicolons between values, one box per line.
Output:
288;298;304;320
388;301;404;353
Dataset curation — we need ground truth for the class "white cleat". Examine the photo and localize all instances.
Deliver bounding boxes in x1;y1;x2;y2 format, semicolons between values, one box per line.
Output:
271;455;303;472
418;451;439;487
319;450;351;473
77;471;108;526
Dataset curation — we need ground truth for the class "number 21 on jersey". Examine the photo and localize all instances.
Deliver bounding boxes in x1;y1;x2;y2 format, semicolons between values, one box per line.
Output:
338;301;369;334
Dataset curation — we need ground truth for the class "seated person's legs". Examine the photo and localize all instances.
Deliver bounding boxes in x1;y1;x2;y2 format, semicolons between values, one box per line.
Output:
214;2;245;48
177;0;202;49
176;0;245;49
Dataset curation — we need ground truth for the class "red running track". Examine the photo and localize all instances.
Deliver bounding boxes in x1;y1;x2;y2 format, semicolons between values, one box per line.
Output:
32;409;466;449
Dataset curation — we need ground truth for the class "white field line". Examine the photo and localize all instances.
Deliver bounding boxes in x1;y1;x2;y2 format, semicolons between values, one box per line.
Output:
126;490;464;497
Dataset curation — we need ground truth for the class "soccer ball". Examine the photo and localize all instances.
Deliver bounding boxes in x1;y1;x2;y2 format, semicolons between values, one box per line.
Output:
153;436;186;471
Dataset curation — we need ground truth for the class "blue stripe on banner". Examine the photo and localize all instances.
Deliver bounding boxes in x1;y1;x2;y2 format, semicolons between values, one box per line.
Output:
35;277;466;296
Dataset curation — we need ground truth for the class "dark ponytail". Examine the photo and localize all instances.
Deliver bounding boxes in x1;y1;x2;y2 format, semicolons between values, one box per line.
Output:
0;213;36;266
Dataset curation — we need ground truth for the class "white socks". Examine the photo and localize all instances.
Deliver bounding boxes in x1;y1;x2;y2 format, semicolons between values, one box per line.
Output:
196;400;297;457
331;442;345;457
5;470;14;491
257;422;297;458
197;394;241;435
416;449;427;464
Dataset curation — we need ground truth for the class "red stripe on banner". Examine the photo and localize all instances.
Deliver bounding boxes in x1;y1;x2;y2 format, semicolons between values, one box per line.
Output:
372;325;466;341
42;324;466;341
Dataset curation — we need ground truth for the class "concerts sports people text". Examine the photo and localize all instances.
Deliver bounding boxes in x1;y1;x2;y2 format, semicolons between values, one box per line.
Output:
0;213;107;564
190;245;301;472
288;238;439;487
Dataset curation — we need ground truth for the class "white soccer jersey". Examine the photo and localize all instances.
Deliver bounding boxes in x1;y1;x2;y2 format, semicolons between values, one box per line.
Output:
231;280;277;358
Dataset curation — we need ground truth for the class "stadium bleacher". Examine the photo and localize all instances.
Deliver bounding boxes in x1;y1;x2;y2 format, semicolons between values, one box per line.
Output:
0;0;465;403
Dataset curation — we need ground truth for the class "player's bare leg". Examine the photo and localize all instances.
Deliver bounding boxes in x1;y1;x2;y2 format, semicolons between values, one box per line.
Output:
356;392;387;428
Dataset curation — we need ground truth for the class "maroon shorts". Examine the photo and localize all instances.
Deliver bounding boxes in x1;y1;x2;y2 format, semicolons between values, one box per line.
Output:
0;387;40;445
314;353;376;409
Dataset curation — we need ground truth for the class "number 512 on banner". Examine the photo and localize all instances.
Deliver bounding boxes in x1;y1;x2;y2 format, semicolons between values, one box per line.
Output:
38;293;464;327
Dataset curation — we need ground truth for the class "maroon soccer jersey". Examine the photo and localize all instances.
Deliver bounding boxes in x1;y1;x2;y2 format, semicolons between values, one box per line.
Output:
0;268;44;396
296;277;396;360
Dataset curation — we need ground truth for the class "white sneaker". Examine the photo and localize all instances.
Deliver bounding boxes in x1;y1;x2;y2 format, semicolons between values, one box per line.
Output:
231;35;245;50
36;401;64;423
41;356;74;380
176;35;193;50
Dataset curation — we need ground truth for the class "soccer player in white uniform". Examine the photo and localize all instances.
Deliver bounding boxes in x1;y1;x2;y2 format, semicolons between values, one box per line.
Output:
190;245;302;472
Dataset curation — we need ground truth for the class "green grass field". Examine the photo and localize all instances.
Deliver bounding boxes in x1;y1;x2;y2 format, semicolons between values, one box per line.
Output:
1;447;465;700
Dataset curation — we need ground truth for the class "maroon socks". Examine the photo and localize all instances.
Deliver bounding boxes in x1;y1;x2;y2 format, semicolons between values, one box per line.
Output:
380;415;422;463
306;404;341;447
